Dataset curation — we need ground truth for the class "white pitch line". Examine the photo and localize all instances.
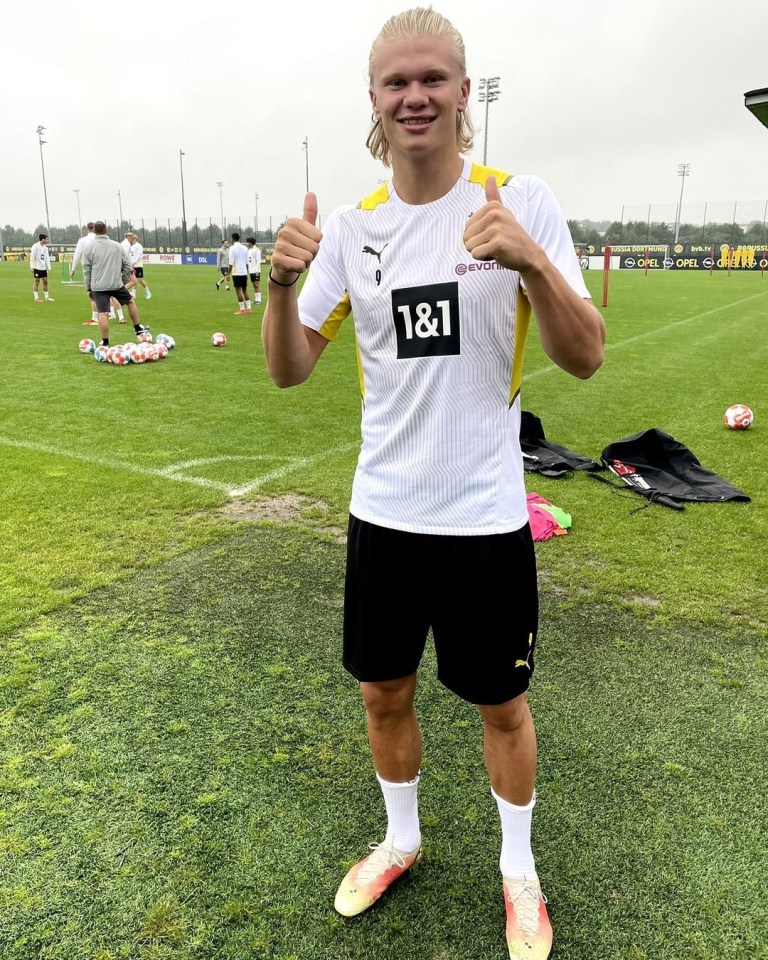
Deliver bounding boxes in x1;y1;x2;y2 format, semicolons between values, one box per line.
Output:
0;436;232;492
522;289;768;382
0;436;359;498
230;442;360;496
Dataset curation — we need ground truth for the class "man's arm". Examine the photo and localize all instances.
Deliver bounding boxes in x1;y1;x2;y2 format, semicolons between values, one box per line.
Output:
262;193;328;388
82;249;91;290
464;177;604;380
121;250;133;285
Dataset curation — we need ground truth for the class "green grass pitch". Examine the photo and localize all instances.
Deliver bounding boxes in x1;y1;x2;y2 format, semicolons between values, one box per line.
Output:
0;261;766;959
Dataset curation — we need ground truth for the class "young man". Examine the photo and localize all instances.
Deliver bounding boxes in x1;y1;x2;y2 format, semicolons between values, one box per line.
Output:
215;239;230;290
228;231;251;314
263;9;605;960
30;233;54;302
82;222;149;349
126;232;152;299
246;237;262;305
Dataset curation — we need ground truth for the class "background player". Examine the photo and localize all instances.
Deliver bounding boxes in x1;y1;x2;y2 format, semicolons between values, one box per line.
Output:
246;237;263;305
228;232;251;314
125;232;152;299
216;239;230;290
30;233;54;302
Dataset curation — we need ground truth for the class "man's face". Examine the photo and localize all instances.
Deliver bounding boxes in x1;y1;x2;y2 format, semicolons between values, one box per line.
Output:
369;35;469;164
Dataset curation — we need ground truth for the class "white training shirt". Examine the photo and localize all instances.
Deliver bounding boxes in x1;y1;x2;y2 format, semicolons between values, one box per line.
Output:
71;232;96;271
129;241;144;267
298;159;590;536
30;242;51;271
121;238;131;256
247;246;262;274
228;241;248;275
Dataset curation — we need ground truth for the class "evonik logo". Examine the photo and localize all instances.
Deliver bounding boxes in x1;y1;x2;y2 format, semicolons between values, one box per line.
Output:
454;260;509;276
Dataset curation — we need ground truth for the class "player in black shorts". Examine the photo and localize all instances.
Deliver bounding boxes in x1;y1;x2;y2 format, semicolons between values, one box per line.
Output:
263;8;605;959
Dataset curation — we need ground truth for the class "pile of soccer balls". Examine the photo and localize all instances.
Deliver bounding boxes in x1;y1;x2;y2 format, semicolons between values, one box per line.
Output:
79;332;176;365
723;404;754;430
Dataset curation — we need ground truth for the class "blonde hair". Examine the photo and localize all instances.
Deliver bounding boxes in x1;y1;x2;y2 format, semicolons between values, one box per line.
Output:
367;7;475;167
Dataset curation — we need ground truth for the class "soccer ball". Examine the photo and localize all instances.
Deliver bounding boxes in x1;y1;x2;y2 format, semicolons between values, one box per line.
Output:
93;345;110;362
155;342;169;359
128;343;146;364
108;346;129;365
723;404;753;430
79;338;96;354
138;330;153;343
211;332;227;347
156;333;175;349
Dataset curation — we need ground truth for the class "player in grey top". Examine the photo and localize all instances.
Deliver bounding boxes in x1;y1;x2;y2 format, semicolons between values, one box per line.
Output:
216;240;230;290
83;222;148;348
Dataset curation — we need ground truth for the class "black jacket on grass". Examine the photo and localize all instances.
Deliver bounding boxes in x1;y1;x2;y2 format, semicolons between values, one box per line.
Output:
599;428;750;504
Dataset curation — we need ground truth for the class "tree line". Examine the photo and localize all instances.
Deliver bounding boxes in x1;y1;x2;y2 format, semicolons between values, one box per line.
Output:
1;221;280;248
568;219;768;249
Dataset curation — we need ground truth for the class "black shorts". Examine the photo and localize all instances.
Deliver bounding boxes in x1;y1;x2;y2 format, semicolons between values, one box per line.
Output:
343;516;539;705
133;267;144;279
220;267;229;277
93;288;132;313
250;273;260;284
233;274;248;290
33;269;48;279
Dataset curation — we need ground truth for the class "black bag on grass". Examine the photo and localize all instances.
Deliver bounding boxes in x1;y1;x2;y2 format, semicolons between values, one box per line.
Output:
597;428;750;508
520;411;600;478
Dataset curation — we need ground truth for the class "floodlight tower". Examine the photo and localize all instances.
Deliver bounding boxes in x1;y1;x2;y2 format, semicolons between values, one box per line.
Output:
478;77;501;166
179;149;188;249
673;163;690;243
36;125;51;238
254;193;259;238
217;181;225;240
117;190;124;230
73;189;82;234
302;137;309;193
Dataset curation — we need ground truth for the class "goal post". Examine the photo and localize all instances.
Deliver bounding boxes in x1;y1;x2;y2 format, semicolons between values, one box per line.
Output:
60;254;84;285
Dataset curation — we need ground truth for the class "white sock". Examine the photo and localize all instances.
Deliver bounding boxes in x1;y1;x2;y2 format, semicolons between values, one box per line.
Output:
245;300;251;310
45;292;51;299
91;311;98;321
34;293;40;300
255;293;262;304
118;309;124;320
377;772;421;853
493;787;536;876
109;310;115;319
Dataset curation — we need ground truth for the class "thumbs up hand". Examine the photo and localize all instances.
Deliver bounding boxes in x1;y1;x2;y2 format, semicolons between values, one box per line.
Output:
463;176;541;274
270;192;323;285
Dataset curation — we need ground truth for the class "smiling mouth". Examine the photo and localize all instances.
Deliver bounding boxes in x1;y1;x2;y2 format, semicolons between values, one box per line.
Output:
398;117;435;126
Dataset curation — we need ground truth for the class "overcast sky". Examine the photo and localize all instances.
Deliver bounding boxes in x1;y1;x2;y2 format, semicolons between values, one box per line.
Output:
3;0;767;234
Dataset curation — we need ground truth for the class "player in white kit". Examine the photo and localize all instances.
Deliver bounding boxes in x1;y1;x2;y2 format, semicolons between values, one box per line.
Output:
263;9;605;958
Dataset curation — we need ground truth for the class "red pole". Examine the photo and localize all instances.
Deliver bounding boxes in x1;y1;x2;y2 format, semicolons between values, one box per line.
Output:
709;245;715;277
644;246;650;277
728;247;734;277
602;245;611;308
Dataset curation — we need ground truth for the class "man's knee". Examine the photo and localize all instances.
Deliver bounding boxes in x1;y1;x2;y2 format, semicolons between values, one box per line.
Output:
478;691;530;734
360;675;417;720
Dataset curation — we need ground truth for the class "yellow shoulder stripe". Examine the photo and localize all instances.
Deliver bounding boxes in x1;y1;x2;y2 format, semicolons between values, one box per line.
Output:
318;293;352;342
357;182;390;211
468;162;514;188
